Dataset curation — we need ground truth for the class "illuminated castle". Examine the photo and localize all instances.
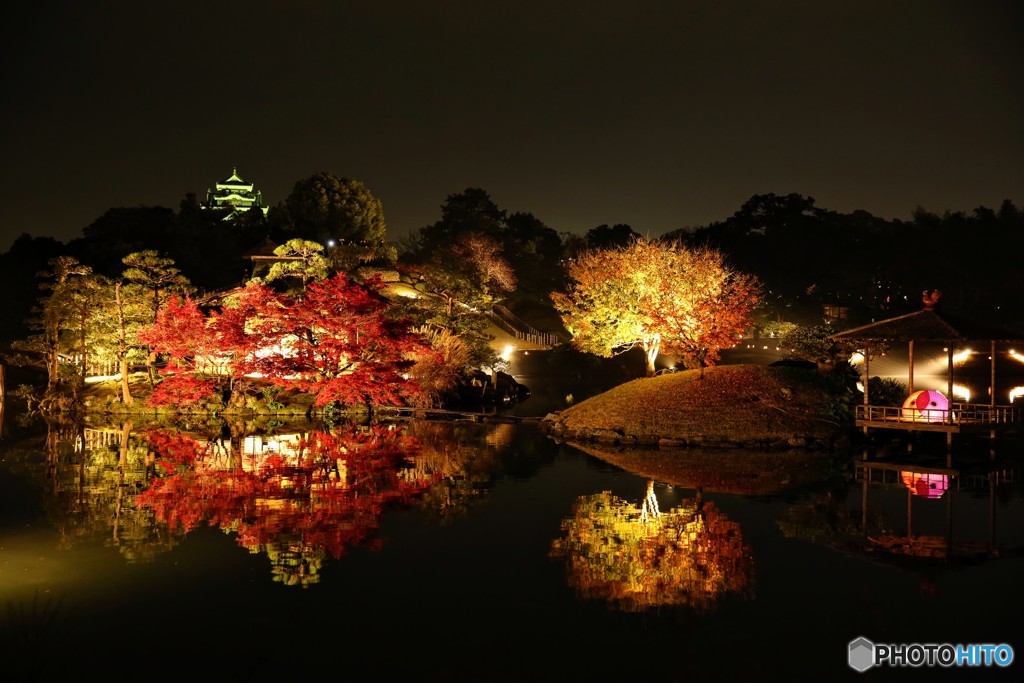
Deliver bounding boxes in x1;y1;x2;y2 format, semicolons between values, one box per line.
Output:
203;167;269;220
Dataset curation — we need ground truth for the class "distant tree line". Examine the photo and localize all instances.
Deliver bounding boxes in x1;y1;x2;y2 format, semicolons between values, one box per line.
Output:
664;193;1024;328
1;171;1021;413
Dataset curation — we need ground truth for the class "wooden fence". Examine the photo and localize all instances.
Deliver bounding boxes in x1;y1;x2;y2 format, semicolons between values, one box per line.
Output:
489;304;565;349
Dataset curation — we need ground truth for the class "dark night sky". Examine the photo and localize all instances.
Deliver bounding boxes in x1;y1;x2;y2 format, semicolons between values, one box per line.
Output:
1;1;1021;251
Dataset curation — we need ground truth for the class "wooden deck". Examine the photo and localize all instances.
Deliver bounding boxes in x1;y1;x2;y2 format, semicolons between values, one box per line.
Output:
855;403;1021;435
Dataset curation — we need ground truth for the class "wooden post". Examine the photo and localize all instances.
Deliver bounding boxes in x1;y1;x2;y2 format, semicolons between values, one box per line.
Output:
946;345;954;425
990;339;996;408
862;343;871;438
907;339;914;394
990;339;997;455
864;343;870;407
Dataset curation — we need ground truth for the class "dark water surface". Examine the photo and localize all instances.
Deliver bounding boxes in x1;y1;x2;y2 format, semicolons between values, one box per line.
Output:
1;413;1021;682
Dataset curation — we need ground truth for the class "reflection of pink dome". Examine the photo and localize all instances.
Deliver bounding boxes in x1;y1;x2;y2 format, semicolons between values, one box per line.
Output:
900;471;948;499
900;390;950;423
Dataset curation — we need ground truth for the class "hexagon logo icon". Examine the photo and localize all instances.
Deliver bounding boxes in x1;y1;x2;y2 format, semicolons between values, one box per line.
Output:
848;636;875;672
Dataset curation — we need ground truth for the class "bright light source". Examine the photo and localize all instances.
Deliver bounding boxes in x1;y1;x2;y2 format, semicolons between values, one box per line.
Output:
952;384;971;402
500;344;515;361
849;352;864;365
1010;386;1024;403
952;348;972;364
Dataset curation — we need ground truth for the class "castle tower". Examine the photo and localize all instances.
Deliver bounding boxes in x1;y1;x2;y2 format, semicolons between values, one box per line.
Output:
203;167;269;220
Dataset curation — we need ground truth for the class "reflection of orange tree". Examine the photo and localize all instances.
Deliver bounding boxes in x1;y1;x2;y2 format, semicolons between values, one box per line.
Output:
12;419;176;562
550;481;754;612
134;424;438;587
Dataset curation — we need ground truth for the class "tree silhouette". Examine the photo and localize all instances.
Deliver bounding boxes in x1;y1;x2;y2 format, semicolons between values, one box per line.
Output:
277;172;387;252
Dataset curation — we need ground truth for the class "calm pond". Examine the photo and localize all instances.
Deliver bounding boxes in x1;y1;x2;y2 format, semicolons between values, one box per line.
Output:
1;410;1022;682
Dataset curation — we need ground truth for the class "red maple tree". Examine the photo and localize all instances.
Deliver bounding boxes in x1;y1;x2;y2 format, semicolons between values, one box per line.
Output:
141;273;431;410
138;294;220;408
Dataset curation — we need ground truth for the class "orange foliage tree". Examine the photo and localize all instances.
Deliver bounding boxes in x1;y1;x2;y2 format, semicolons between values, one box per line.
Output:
552;237;760;376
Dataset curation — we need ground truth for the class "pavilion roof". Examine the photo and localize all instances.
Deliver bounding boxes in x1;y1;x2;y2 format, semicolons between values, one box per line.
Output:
242;237;280;258
830;308;1023;343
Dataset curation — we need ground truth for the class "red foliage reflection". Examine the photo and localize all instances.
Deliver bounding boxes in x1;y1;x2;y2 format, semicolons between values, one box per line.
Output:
134;424;437;585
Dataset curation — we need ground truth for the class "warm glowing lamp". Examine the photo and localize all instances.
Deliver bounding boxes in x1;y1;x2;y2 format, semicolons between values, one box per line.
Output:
900;390;949;423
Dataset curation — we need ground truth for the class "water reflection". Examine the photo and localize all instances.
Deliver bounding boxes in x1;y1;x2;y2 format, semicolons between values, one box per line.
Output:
3;412;1024;679
25;417;530;588
900;470;948;499
550;480;754;612
138;424;445;586
852;461;1008;566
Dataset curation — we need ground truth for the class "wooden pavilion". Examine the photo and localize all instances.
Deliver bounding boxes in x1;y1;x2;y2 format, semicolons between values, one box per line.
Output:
830;290;1023;461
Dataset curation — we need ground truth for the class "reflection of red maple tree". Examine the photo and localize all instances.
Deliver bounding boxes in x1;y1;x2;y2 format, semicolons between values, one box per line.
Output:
134;425;437;585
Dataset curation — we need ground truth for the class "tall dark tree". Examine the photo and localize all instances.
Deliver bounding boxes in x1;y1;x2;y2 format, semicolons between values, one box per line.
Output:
12;256;92;393
415;188;507;255
69;206;179;278
174;193;263;291
276;172;388;255
504;211;565;297
0;234;66;346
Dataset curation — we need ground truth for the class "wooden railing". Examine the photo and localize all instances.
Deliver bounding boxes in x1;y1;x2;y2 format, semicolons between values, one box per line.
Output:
489;305;565;348
855;403;1022;425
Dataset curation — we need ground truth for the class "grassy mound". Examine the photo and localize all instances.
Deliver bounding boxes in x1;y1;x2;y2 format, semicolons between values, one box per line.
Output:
546;364;850;449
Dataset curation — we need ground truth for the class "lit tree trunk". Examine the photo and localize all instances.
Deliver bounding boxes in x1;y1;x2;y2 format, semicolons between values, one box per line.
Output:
114;282;134;406
45;319;61;391
119;356;133;405
697;350;709;379
643;335;661;377
77;305;89;388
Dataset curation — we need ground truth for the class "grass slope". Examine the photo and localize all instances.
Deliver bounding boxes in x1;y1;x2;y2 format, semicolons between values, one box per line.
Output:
548;364;848;448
